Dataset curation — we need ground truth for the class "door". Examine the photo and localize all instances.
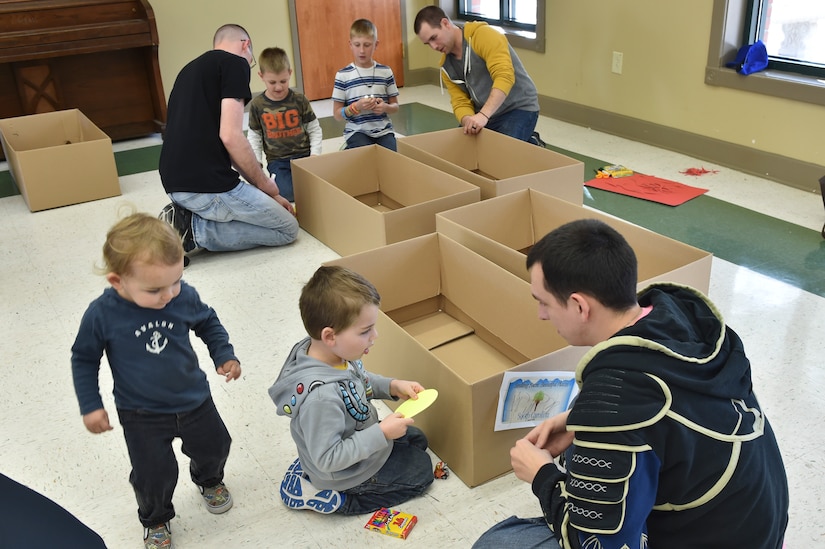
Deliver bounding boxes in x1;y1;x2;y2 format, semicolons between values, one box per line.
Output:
294;0;404;100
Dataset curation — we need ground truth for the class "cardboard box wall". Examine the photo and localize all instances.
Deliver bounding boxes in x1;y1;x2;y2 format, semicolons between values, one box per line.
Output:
292;145;480;256
325;233;586;487
436;189;713;295
397;127;584;204
0;109;120;212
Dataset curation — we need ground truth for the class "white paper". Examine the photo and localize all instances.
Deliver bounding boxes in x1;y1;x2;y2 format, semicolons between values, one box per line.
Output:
494;371;578;431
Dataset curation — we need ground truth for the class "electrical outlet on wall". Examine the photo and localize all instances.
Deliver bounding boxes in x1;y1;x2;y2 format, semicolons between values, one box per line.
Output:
612;51;623;74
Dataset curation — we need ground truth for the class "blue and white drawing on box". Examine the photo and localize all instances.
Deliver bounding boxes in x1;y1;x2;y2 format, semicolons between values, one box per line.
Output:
495;371;578;431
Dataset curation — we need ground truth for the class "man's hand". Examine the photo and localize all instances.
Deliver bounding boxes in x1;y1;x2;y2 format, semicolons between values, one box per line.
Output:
511;437;554;483
274;194;295;215
525;410;574;458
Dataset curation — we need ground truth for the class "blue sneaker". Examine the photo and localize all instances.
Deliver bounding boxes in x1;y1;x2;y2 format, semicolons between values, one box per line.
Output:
280;458;344;514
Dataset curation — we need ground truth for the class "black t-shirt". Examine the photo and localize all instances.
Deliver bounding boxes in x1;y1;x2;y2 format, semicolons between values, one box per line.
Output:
159;50;252;193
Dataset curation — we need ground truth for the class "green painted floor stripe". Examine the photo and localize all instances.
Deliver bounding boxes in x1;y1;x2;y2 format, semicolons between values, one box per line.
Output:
3;102;823;297
115;145;162;176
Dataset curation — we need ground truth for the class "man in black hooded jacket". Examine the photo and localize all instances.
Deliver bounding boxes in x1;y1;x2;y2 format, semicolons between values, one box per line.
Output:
474;219;788;549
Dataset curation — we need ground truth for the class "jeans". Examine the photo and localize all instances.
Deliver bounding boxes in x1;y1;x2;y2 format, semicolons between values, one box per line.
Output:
345;131;397;152
486;108;539;143
118;396;232;527
337;425;433;515
472;515;561;549
170;181;298;252
267;153;309;203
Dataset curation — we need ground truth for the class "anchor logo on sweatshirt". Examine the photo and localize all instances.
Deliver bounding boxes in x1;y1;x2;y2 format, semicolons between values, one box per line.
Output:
146;330;168;354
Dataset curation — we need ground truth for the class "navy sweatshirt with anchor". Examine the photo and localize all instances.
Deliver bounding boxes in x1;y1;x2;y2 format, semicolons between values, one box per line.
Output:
71;282;237;415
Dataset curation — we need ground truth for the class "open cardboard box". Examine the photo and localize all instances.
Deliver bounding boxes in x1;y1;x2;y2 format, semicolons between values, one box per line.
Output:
397;127;584;204
0;109;120;212
292;145;480;256
436;189;713;294
325;233;586;487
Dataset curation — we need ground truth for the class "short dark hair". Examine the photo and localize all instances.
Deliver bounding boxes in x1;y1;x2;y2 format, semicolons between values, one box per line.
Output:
414;6;448;34
213;24;250;47
299;266;381;340
526;219;638;310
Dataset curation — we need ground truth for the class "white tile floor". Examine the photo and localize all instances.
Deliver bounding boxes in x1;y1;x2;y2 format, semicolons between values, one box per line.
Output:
1;85;822;548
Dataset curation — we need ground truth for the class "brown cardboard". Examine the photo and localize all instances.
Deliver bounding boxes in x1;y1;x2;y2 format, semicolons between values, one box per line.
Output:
436;189;713;294
0;109;120;212
397;127;584;204
291;145;480;256
325;233;585;487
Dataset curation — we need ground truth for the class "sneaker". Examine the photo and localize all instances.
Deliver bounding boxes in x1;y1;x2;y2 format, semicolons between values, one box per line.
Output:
529;131;547;148
280;458;344;514
199;483;233;514
158;203;199;254
144;522;172;549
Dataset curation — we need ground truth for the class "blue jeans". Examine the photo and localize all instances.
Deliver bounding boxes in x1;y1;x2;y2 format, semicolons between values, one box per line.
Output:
345;131;397;152
473;515;561;549
337;425;432;515
267;153;309;203
170;181;298;252
118;396;232;527
486;109;539;142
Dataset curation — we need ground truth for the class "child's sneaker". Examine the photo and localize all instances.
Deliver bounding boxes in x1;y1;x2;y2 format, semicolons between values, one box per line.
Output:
144;522;172;548
199;483;233;514
280;458;344;514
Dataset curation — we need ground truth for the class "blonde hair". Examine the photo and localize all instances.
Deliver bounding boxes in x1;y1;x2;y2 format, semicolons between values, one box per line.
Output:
259;47;291;74
299;266;381;339
350;19;377;40
99;212;183;276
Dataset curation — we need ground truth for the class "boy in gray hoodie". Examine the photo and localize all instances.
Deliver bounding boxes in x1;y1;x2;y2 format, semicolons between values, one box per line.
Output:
269;266;433;514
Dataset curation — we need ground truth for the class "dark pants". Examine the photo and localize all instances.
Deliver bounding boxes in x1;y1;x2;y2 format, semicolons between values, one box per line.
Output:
337;425;433;515
344;131;398;152
118;396;231;527
267;153;309;203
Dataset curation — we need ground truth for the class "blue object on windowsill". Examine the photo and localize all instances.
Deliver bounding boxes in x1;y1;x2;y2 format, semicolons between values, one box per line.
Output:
726;40;769;75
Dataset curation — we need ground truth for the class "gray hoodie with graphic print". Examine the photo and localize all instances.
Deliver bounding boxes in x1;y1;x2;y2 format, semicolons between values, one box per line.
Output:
268;336;395;491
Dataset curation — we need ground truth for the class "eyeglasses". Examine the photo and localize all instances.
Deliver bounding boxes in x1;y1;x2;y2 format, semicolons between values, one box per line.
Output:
241;38;256;69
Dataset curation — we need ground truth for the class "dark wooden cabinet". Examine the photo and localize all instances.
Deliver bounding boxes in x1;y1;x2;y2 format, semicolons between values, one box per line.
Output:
0;0;167;157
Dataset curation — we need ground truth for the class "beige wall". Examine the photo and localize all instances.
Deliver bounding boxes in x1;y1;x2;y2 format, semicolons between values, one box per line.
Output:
150;0;293;95
151;0;822;169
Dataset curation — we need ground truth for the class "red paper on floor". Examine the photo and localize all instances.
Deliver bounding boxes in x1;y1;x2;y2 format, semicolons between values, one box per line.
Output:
585;173;708;206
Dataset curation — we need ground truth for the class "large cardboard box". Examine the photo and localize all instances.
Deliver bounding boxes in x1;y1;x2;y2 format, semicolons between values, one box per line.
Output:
0;109;120;212
326;233;586;487
292;145;480;256
397;127;584;204
436;189;713;294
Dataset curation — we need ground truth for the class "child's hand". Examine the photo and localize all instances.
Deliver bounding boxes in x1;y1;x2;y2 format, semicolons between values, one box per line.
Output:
380;412;413;440
217;359;241;382
371;97;385;113
83;408;113;434
390;379;425;400
358;96;378;112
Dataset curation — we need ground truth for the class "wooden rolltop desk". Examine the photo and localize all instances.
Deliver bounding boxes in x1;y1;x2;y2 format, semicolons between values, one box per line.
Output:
0;0;167;153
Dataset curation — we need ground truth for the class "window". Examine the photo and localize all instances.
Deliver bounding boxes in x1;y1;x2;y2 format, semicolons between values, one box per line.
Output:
744;0;825;77
705;0;825;107
449;1;545;52
458;0;537;32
